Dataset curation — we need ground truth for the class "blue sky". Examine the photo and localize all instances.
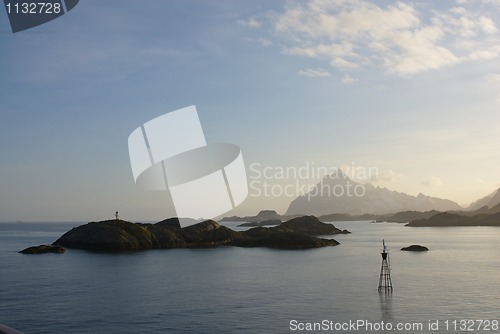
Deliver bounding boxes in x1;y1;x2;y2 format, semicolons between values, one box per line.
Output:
1;0;499;221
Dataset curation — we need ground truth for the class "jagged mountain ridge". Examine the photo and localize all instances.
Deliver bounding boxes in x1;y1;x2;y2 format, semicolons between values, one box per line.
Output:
285;170;462;216
468;188;500;211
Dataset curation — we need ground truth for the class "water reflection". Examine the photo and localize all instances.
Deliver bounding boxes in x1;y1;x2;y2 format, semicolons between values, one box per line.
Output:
378;292;393;322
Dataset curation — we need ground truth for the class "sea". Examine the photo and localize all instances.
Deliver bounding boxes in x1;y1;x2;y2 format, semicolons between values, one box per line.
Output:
1;220;499;334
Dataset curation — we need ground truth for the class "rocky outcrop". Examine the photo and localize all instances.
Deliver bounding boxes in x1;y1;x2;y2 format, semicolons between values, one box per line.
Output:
54;220;155;252
232;227;339;249
238;216;351;234
278;215;350;235
49;216;346;252
181;220;242;246
19;244;65;254
155;217;182;228
233;216;348;249
53;219;241;251
401;245;429;252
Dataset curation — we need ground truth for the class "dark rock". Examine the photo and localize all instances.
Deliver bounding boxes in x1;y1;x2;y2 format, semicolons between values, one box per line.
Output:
20;244;65;254
239;215;350;235
181;220;243;246
54;220;155;252
233;227;339;249
141;223;185;248
155;218;182;229
232;215;348;249
401;245;429;252
48;216;345;252
278;215;349;235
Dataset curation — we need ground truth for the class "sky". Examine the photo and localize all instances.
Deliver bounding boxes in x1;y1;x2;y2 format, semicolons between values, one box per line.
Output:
1;0;499;222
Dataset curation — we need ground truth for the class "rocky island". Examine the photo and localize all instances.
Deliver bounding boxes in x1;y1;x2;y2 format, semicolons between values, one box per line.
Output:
35;215;349;252
401;245;429;252
19;244;65;254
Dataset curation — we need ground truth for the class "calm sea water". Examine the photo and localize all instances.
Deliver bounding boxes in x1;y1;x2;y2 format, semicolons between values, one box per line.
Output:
1;221;499;334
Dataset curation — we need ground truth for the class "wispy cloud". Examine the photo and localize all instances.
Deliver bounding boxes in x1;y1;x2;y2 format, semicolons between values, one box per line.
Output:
485;73;500;81
370;169;404;183
260;1;500;76
341;74;358;84
485;73;500;102
478;178;500;188
422;176;444;187
245;38;272;47
237;17;262;28
256;38;272;47
297;68;331;77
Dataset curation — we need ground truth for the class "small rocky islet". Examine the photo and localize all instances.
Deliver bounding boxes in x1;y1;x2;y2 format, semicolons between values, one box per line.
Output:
401;245;429;252
19;244;65;254
20;215;350;253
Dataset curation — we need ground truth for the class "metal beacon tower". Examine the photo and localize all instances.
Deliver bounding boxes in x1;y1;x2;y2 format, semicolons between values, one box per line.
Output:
378;239;393;293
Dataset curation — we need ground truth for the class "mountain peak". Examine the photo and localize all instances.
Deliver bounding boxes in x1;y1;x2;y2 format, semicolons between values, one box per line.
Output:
255;210;280;219
468;187;500;211
327;168;348;180
285;177;462;216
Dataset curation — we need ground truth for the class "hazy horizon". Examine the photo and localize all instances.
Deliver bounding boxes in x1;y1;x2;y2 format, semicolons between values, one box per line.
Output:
1;0;499;222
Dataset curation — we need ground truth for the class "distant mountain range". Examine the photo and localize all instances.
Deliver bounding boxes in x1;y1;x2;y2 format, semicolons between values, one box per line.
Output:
221;171;500;226
285;170;463;216
406;205;500;227
467;188;500;211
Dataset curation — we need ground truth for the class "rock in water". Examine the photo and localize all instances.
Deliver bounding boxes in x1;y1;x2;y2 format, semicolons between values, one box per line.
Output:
401;245;429;252
278;215;349;235
181;220;242;246
46;216;345;252
233;227;339;249
54;220;154;252
19;244;65;254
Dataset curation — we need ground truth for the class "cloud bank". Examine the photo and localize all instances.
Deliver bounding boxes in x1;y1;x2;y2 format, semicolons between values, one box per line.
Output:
260;0;500;76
